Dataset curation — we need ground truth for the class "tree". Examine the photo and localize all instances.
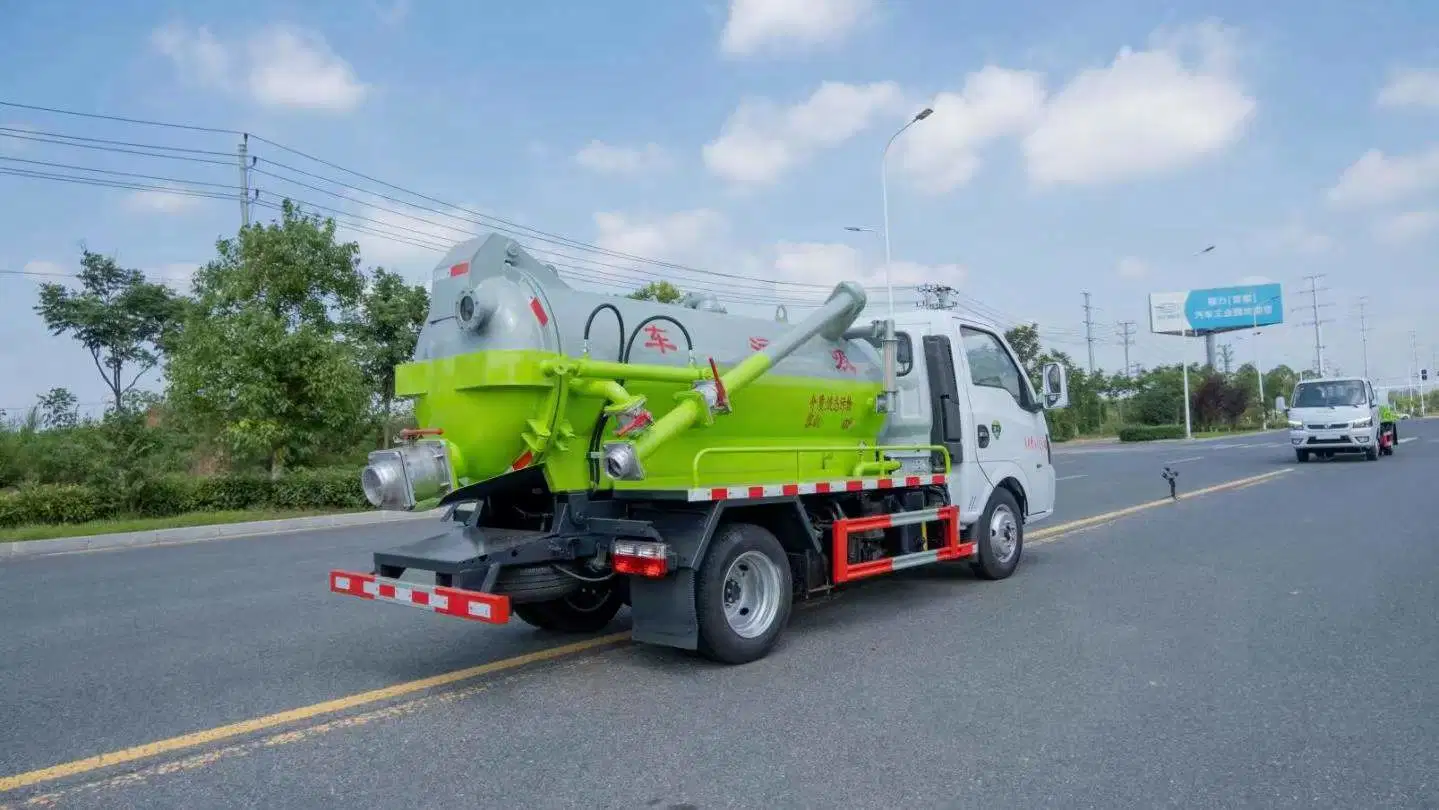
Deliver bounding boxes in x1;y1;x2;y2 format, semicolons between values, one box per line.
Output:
37;387;79;430
34;249;183;413
346;268;430;447
166;200;371;477
1003;323;1042;376
629;280;684;304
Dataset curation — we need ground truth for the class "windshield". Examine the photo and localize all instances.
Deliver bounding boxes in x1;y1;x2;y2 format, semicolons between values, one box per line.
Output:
1293;380;1368;408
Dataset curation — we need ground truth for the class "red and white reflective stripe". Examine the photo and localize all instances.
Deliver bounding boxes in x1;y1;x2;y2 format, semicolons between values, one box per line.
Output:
448;262;470;277
830;504;973;584
509;450;535;471
329;570;511;624
529;297;549;326
688;474;946;502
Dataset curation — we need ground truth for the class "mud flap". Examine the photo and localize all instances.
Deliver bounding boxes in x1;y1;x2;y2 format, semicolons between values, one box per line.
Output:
629;568;699;650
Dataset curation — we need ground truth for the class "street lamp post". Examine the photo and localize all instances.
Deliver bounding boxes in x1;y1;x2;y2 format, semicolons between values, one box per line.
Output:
877;107;932;412
1251;293;1281;430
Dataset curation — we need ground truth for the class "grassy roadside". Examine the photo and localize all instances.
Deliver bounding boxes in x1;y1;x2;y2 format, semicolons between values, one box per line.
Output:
0;507;368;543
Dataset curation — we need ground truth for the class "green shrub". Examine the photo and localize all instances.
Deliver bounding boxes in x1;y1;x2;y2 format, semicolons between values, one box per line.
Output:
1117;424;1187;442
0;467;369;528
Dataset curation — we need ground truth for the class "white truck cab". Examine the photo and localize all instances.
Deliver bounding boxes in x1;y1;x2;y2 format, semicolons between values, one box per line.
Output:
1281;376;1382;462
884;310;1068;532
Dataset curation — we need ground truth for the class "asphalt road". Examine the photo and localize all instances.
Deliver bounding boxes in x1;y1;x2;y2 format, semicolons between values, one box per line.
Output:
3;420;1437;808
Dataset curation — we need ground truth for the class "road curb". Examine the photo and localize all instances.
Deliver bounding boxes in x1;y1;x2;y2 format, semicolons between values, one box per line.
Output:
0;508;447;561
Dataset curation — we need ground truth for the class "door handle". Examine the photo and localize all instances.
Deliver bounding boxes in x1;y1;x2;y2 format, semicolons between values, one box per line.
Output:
977;424;990;448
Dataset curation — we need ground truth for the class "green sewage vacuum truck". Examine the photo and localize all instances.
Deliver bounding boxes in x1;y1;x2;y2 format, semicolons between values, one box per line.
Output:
329;234;1073;664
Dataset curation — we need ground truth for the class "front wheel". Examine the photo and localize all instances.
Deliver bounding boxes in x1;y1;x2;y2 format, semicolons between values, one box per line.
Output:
1295;449;1310;463
971;487;1023;581
695;523;793;665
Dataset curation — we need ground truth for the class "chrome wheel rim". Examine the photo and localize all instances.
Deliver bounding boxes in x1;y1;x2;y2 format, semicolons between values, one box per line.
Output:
722;550;783;639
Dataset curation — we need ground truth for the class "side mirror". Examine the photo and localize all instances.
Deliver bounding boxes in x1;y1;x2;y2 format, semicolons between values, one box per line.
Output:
1041;362;1069;409
1274;395;1287;413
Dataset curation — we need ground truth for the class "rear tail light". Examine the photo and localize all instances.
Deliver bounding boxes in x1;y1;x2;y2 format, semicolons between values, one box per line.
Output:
612;539;669;578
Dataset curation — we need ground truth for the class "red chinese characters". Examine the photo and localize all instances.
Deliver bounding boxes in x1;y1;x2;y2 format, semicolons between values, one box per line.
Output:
643;324;677;354
832;349;857;373
749;336;770;351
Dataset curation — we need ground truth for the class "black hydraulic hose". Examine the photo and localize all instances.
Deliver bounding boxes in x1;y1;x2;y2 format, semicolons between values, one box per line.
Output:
585;313;697;492
622;314;695;363
582;303;628;489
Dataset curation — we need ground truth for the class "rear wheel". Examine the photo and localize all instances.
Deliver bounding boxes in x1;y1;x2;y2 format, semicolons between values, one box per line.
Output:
512;579;625;633
695;523;793;665
971;488;1023;581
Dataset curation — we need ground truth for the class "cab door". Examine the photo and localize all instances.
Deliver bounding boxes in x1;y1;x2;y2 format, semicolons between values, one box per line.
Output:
954;323;1054;519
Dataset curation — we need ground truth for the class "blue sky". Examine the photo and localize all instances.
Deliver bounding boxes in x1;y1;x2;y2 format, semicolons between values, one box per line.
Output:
3;0;1438;416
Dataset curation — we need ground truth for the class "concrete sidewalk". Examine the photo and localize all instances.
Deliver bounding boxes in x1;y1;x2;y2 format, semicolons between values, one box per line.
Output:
0;507;447;560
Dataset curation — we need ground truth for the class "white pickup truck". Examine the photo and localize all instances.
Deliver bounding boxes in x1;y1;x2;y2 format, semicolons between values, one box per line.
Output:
1282;377;1390;462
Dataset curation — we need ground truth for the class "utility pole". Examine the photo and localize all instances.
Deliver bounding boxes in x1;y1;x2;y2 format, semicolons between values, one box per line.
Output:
1412;330;1427;417
1117;321;1136;377
1082;292;1096;373
1357;297;1371;379
1298;274;1332;376
1218;343;1235;374
237;134;251;229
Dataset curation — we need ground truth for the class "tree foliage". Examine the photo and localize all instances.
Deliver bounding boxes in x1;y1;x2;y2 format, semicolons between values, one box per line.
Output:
165;200;372;477
346;268;430;445
34;249;183;413
628;280;685;304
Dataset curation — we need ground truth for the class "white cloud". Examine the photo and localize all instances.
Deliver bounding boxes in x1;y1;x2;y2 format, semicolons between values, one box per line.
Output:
1237;275;1274;285
897;67;1047;193
124;187;202;215
720;0;873;58
1022;22;1256;187
703;81;904;188
1376;68;1439;110
590;209;733;290
771;241;965;289
1252;220;1333;255
573;141;670;175
151;22;368;113
1372;210;1439;245
1116;257;1149;280
1327;145;1439;208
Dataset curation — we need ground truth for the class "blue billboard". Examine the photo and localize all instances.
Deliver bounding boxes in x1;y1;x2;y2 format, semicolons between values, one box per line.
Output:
1149;283;1284;336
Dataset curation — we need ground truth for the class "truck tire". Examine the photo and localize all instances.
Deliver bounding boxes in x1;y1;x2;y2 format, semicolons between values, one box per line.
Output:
971;488;1023;581
1365;441;1379;461
512;581;625;634
695;522;793;665
1295;449;1310;463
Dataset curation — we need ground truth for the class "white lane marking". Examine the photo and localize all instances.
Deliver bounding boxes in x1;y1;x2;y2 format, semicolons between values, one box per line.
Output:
1164;455;1205;464
1398;437;1417;444
1056;474;1088;481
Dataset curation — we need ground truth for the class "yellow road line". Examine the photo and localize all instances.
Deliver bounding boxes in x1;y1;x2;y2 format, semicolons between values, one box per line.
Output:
0;632;630;793
1029;468;1290;544
0;467;1293;795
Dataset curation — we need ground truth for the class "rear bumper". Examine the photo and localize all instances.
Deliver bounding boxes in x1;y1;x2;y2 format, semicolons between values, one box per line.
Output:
329;570;512;624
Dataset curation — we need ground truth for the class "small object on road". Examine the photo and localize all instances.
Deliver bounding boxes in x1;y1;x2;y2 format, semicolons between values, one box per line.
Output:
1161;467;1179;500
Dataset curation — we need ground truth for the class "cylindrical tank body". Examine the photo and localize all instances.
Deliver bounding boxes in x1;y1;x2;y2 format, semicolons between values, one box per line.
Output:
395;234;889;493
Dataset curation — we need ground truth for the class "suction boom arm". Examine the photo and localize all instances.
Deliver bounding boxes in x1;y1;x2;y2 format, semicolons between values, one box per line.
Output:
602;281;870;481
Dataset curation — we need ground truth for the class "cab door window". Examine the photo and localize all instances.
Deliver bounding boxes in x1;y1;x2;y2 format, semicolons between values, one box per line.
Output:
960;327;1032;409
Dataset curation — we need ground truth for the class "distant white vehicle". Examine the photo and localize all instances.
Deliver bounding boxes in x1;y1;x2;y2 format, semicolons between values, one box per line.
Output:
1279;377;1391;462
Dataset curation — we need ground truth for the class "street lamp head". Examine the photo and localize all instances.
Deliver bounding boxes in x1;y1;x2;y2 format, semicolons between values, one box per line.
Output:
914;108;933;121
